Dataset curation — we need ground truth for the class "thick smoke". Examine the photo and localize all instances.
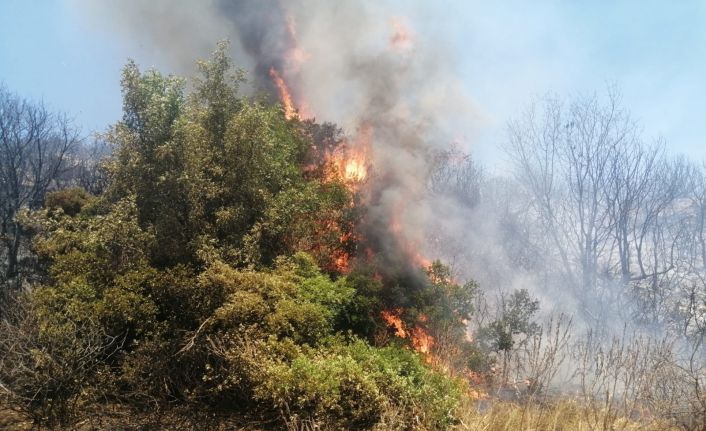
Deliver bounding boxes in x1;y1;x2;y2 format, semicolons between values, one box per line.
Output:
72;0;669;336
69;3;706;408
75;0;481;272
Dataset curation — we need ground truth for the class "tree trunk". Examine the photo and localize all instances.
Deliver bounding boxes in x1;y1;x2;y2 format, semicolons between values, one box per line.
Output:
5;228;21;280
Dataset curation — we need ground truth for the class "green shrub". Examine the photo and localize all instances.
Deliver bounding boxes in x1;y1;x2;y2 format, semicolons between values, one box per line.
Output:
4;45;472;430
45;187;93;217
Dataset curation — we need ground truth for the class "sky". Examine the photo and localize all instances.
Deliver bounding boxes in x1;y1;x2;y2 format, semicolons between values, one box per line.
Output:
1;0;705;167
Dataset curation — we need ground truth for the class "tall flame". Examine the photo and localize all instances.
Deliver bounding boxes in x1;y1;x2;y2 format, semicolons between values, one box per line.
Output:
381;308;407;338
327;130;371;184
269;67;298;120
344;158;366;181
267;15;315;121
381;308;435;361
410;326;434;354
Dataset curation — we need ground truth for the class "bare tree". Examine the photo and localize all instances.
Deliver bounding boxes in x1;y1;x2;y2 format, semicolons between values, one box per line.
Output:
67;139;111;195
0;86;79;285
504;91;690;329
428;147;483;208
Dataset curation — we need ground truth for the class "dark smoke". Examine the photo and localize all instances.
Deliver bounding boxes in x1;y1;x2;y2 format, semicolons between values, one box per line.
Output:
75;0;479;276
215;0;297;97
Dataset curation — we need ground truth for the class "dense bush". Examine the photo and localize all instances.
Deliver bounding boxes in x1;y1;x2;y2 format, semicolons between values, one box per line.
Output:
44;187;93;217
0;44;471;429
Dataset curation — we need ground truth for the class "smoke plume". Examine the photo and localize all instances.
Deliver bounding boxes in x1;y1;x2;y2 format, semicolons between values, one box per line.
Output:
72;0;645;336
67;2;706;406
75;0;484;276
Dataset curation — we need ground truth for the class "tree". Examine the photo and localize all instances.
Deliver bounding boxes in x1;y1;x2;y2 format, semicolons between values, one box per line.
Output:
105;43;355;272
69;139;111;195
476;288;541;384
505;91;688;328
477;289;540;352
0;85;79;285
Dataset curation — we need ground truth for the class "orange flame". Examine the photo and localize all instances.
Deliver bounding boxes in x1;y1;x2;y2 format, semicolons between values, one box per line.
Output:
325;123;372;184
413;252;432;270
344;158;366;181
331;232;357;273
381;308;407;338
410;325;435;354
381;309;435;361
269;67;298;120
326;149;368;183
268;15;315;120
334;252;350;273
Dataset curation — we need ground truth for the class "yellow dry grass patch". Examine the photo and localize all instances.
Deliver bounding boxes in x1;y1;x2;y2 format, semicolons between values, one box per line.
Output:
453;400;680;431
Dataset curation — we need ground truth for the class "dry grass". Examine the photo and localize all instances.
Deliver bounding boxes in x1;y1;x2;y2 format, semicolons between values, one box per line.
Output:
453;399;680;431
0;404;31;430
0;397;684;431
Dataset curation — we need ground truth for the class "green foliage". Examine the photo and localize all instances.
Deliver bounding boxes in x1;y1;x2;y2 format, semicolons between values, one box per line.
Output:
326;339;464;430
27;199;159;357
254;338;463;430
477;289;540;353
44;187;93;217
338;268;386;338
1;45;470;429
422;261;478;326
466;343;494;374
103;42;355;273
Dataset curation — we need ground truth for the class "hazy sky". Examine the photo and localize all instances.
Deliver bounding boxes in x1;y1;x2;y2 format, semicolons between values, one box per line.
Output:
2;1;705;167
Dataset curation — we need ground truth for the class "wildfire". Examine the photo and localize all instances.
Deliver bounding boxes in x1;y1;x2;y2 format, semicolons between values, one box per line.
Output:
413;252;432;270
381;308;435;361
269;67;298;120
410;326;434;354
269;13;435;356
325;123;372;184
390;206;434;270
344;158;366;181
333;252;350;273
268;15;314;120
381;308;407;338
330;232;357;273
327;149;368;183
263;20;488;400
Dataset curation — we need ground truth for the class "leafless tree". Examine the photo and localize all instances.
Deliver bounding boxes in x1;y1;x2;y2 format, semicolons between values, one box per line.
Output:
505;91;692;331
520;313;573;397
68;139;111;195
507;94;619;322
0;86;79;285
428;147;484;209
573;328;677;431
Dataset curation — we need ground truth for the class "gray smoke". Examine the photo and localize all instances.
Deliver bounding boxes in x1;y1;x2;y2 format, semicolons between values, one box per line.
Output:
71;3;706;408
73;0;482;273
71;0;666;336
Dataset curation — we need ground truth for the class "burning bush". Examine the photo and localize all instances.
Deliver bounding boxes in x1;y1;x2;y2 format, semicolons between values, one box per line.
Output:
0;47;471;429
